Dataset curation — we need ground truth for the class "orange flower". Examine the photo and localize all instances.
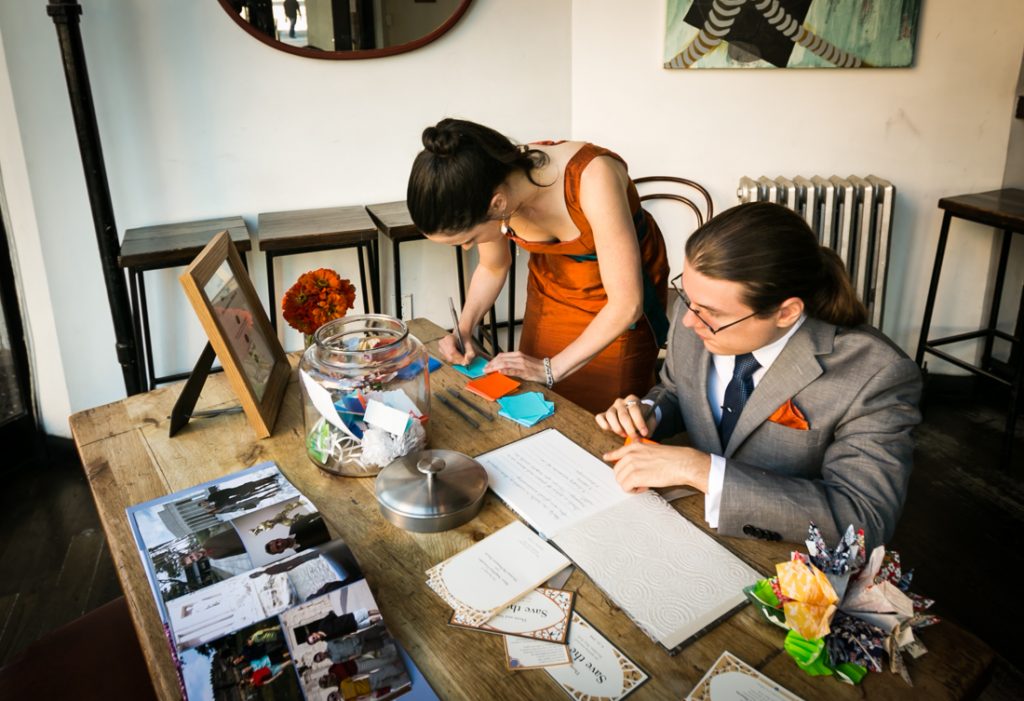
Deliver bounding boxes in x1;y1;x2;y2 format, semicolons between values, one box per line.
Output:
281;269;356;335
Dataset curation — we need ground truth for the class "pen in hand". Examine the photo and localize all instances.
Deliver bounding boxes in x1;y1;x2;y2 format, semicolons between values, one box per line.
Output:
449;297;466;357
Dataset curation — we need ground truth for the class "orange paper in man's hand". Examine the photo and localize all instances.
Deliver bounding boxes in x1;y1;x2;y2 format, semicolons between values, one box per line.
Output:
624;435;658;446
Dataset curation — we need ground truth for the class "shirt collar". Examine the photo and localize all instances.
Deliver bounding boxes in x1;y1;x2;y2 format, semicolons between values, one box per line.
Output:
712;314;807;376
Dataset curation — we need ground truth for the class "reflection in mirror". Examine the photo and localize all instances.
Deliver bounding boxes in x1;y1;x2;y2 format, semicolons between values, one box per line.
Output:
220;0;471;59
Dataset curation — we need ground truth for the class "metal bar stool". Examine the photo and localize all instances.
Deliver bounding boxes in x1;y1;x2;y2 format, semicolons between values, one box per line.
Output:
257;205;381;331
118;216;252;391
366;200;501;354
915;188;1024;465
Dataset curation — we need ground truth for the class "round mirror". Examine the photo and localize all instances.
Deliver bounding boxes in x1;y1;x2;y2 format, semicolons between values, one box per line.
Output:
218;0;472;59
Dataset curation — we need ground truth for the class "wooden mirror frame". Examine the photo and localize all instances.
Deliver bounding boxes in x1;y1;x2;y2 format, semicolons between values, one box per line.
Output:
179;231;290;438
217;0;473;60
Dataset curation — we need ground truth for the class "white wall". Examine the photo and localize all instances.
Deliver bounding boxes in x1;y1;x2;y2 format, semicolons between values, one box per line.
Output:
0;25;71;436
0;0;570;437
571;0;1024;363
3;0;1024;437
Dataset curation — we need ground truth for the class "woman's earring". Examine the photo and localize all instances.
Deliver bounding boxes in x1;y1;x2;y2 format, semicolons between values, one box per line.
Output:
500;218;511;236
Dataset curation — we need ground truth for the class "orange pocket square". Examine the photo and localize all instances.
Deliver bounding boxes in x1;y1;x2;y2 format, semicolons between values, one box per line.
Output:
768;399;809;430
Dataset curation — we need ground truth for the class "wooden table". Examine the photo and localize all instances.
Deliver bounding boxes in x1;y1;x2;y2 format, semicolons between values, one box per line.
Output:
71;319;994;700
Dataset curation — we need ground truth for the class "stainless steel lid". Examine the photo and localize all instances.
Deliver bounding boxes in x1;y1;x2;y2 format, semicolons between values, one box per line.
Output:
375;449;488;533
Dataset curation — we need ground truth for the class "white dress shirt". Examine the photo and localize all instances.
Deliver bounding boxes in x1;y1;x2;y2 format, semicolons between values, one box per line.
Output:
704;316;806;527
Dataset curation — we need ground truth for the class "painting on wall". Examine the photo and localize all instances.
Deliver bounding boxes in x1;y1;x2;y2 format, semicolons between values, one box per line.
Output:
664;0;921;69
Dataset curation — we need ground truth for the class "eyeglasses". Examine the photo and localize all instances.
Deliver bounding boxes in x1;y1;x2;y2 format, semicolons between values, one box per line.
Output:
670;273;759;335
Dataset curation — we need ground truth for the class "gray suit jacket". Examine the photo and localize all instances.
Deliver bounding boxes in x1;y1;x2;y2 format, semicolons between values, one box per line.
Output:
646;315;921;550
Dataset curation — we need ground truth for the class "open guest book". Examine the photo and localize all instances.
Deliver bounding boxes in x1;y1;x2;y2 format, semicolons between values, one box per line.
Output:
476;429;761;653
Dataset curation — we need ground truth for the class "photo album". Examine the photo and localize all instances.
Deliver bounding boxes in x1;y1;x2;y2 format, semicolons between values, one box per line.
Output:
126;462;417;701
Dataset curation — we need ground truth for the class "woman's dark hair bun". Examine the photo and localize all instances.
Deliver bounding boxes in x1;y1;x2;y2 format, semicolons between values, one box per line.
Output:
422;123;460;157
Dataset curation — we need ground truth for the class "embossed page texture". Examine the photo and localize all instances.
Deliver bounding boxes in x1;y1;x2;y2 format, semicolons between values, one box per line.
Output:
552;491;761;651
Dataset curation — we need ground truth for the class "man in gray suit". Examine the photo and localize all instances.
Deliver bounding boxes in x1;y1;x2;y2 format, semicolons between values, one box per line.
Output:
598;203;921;551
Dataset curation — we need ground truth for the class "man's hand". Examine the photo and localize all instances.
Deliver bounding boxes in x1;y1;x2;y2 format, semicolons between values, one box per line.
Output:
602;442;711;494
595;395;656;438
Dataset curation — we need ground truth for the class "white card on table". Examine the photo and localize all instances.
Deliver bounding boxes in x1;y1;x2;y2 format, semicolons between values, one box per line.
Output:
426;521;570;627
686;651;803;701
450;587;575;643
504;634;571;670
545;612;648;700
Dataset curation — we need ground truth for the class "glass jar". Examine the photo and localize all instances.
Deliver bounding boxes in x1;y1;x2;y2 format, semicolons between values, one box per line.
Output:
298;315;430;476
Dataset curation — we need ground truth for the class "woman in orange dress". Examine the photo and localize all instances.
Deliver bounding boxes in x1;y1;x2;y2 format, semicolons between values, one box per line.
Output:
406;118;669;413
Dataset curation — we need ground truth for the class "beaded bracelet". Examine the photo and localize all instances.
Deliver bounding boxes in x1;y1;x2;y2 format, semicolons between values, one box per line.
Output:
543;357;554;388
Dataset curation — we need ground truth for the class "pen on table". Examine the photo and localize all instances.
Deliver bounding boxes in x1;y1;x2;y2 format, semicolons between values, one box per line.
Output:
434;392;480;429
446;387;493;421
449;297;466;356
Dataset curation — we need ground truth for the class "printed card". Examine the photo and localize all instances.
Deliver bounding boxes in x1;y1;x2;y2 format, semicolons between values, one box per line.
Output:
686;651;803;701
426;521;570;627
504;634;571;670
449;587;575;643
545;612;648;700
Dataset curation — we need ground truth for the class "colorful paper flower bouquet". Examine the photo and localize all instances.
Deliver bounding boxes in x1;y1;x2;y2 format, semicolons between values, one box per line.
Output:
743;523;939;686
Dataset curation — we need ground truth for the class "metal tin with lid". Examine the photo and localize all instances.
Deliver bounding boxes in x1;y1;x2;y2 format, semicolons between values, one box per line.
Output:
374;449;488;533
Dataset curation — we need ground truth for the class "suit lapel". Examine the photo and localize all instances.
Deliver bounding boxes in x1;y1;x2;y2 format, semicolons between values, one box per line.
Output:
680;331;722;453
724;319;836;456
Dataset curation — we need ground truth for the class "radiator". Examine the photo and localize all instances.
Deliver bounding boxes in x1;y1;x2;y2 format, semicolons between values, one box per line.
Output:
737;175;895;329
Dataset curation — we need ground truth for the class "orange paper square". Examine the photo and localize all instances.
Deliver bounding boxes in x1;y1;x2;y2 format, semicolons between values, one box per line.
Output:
465;373;521;401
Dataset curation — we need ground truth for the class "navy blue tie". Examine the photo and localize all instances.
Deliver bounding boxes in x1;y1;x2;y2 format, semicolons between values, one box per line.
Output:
719;352;760;448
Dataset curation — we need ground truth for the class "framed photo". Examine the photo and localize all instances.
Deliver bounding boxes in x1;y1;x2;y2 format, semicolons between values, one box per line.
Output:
179;231;289;438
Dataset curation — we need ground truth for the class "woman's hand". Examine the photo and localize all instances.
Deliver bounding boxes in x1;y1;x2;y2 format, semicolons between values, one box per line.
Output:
601;443;710;494
595;395;655;438
484;352;547;383
439;333;476;365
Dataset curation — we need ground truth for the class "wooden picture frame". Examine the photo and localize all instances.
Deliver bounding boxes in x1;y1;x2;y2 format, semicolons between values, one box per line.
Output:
179;231;290;438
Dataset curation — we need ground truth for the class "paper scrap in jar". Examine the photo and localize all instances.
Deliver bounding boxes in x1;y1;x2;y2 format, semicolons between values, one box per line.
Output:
300;370;357;438
366;389;422;417
504;635;571;670
364;398;411;436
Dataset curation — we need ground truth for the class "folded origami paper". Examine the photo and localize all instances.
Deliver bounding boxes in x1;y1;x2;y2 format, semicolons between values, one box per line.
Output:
743;522;939;687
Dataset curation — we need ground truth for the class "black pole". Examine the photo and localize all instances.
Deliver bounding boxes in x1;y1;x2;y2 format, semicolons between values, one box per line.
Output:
47;0;141;395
